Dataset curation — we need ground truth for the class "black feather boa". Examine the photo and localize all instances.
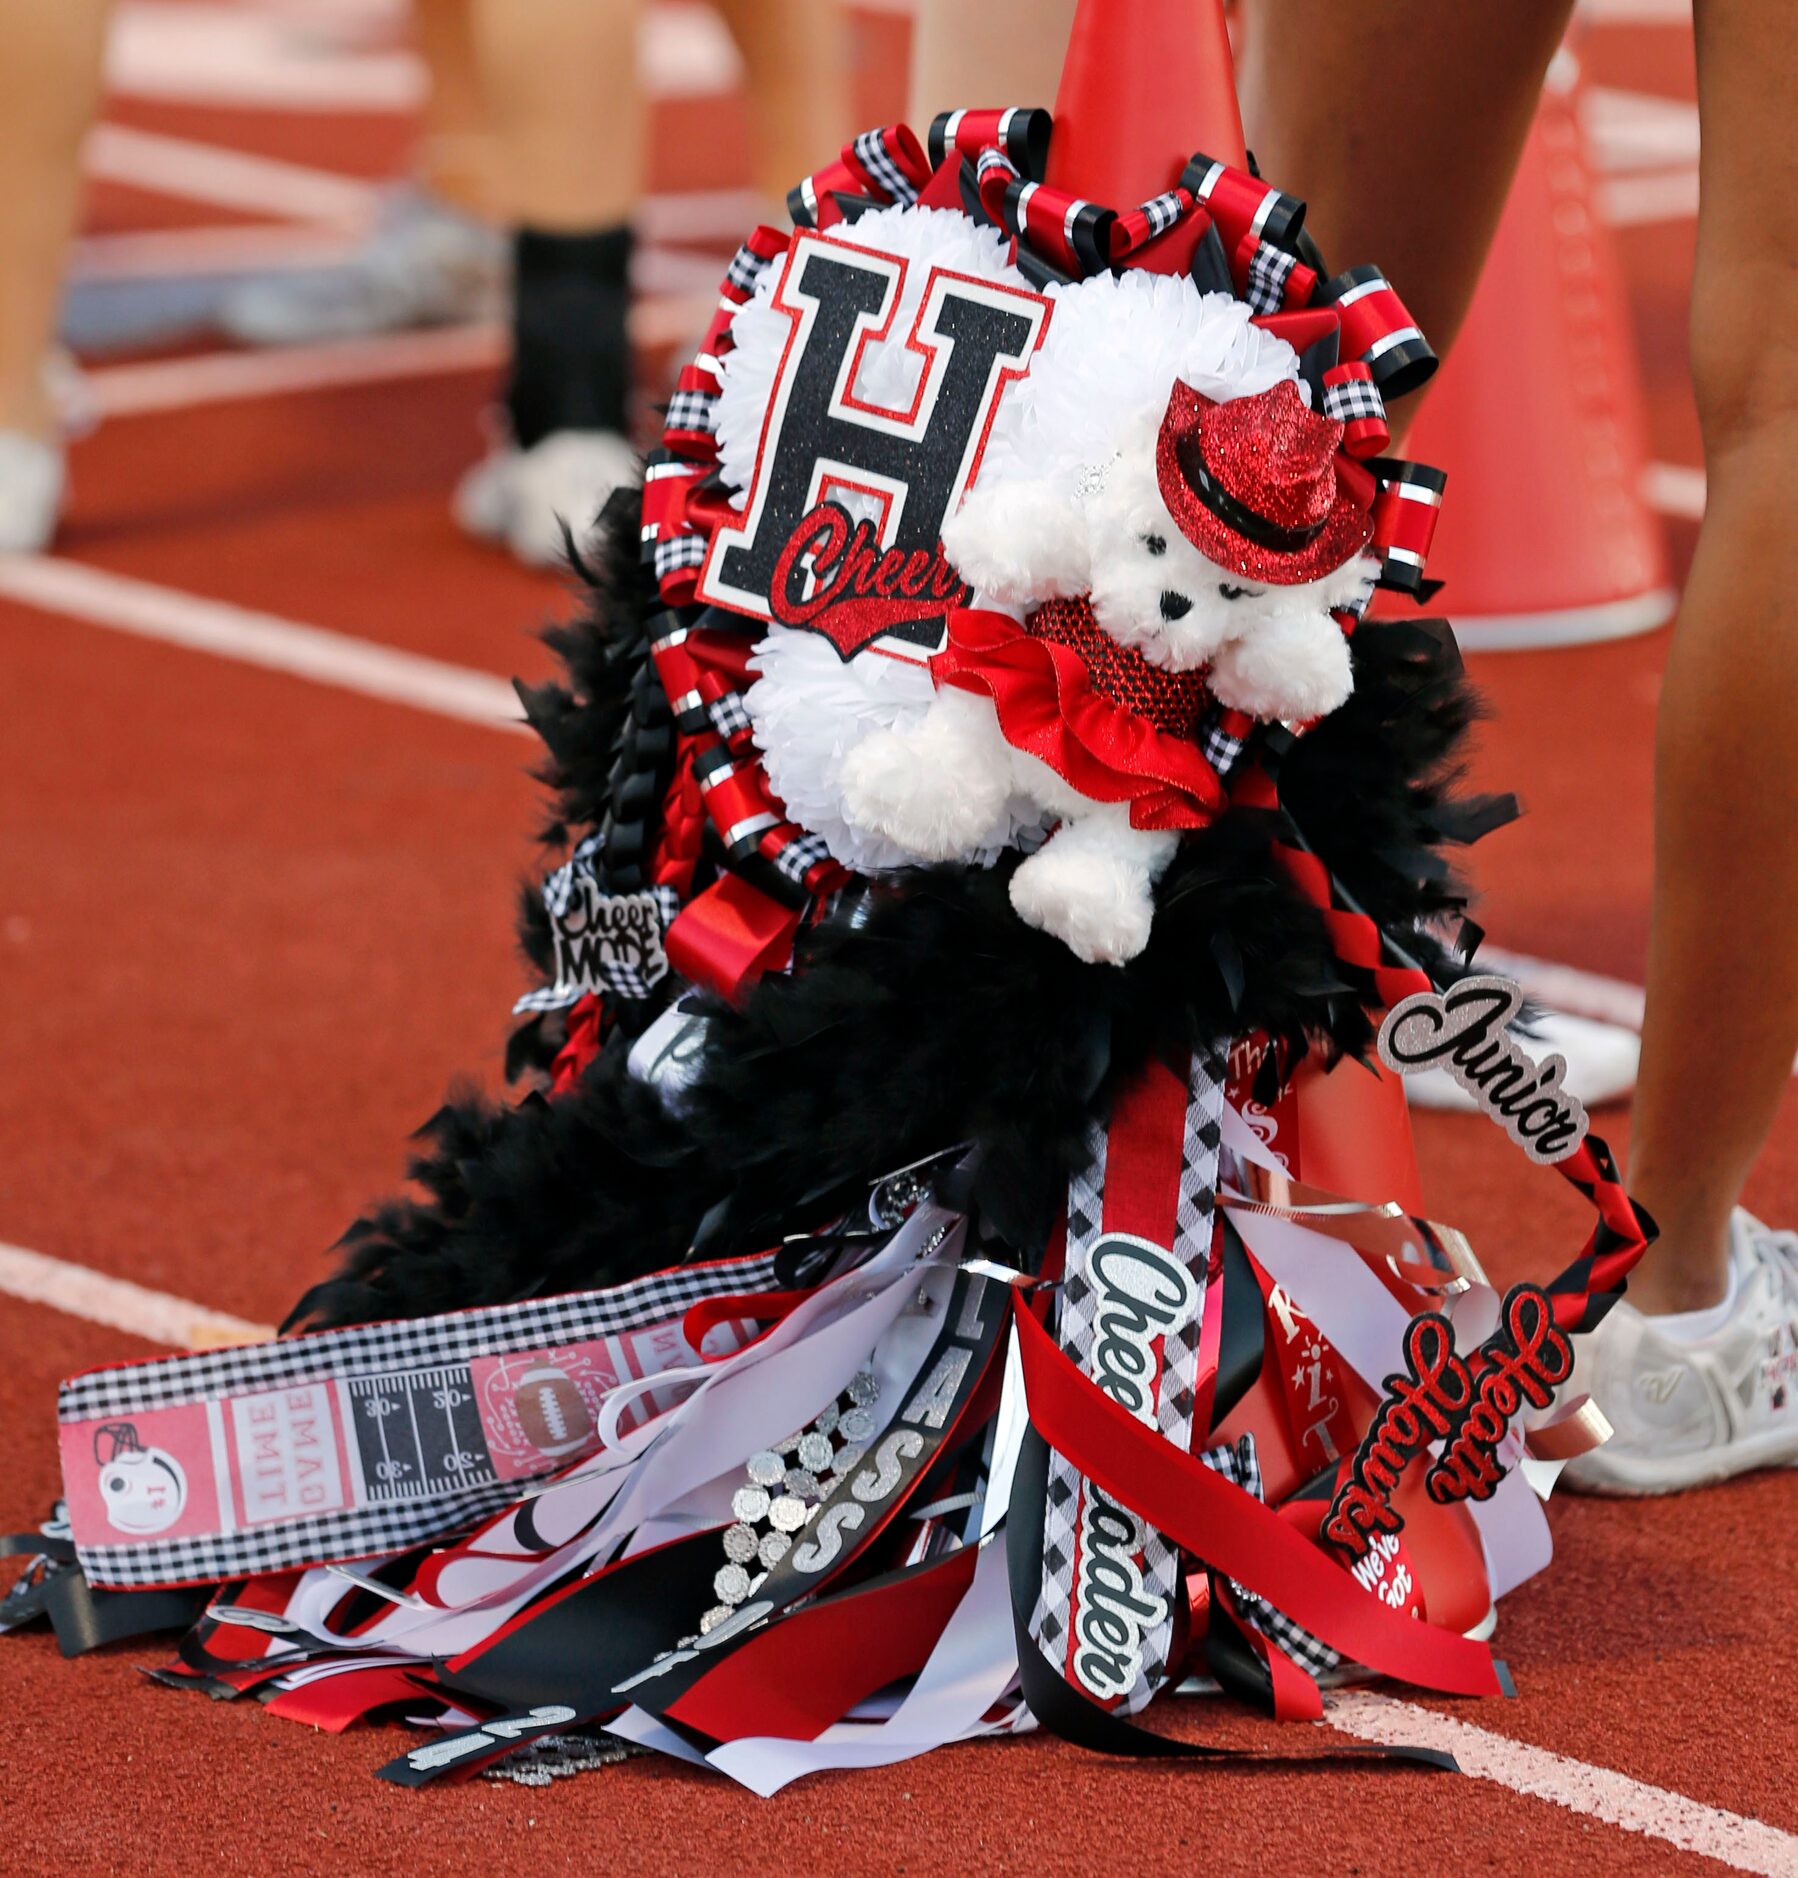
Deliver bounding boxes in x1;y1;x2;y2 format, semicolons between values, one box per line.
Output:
287;509;1508;1330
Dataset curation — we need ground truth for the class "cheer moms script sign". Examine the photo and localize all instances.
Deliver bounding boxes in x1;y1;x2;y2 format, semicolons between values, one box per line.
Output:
697;230;1051;661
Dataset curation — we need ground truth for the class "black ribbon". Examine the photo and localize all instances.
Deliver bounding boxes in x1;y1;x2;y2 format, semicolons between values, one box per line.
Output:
620;1266;1006;1722
43;1567;206;1658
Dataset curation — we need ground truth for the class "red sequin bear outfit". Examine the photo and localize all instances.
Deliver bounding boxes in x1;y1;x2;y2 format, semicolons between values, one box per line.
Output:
934;597;1226;832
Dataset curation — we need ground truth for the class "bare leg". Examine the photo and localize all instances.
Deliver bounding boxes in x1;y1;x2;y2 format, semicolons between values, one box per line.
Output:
452;0;643;563
713;0;853;209
1236;0;1574;366
466;0;642;229
1626;0;1798;1310
906;0;1075;126
0;0;111;440
413;0;498;219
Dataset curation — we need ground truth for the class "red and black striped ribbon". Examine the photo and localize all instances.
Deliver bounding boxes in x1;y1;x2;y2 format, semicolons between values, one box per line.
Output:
1314;264;1438;399
973;149;1116;278
927;106;1051;179
1363;456;1448;597
1181;152;1305;254
788;125;932;230
1232;758;1655;1333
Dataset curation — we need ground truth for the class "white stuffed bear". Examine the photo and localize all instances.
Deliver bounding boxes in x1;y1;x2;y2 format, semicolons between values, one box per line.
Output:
838;376;1379;965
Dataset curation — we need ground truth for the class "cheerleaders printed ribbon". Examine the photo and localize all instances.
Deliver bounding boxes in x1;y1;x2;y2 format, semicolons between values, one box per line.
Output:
1030;1046;1226;1713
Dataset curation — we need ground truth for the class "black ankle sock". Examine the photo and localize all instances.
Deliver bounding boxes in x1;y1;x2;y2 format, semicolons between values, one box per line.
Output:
506;225;633;450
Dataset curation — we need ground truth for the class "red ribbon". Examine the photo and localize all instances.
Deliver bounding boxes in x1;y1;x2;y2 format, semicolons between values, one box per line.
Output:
681;1286;819;1360
665;1547;980;1742
665;873;805;1005
1013;1298;1507;1698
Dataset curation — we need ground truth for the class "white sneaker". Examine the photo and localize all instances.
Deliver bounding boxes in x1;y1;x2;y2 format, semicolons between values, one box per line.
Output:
454;429;638;568
1406;1008;1639;1112
218;186;504;347
0;431;65;553
1562;1209;1798;1494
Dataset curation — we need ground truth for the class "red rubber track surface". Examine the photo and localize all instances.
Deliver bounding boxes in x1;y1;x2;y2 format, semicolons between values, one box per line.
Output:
2;8;1793;1873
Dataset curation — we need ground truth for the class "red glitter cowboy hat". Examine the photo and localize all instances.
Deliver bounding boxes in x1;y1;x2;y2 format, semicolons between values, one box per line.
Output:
1155;378;1373;585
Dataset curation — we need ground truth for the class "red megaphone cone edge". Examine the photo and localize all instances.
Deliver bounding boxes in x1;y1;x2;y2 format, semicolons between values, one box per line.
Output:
1045;0;1246;275
1390;58;1673;647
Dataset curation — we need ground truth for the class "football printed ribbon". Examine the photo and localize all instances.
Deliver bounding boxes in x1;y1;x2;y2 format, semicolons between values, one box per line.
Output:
57;1255;776;1588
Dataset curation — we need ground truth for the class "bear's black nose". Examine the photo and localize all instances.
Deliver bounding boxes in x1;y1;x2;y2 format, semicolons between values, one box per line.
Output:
1159;590;1193;621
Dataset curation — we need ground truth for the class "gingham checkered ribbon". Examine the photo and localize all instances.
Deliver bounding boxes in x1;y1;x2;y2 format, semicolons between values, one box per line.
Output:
1199;1435;1341;1682
647;617;847;914
786;124;933;232
1320;362;1389;456
513;834;683;1012
60;1250;786;1588
1232;757;1655;1335
643;226;791;598
1198;702;1256;780
1032;1045;1227;1713
1244;243;1301;317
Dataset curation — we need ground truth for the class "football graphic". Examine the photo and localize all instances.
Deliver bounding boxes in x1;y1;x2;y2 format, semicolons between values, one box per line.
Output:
511;1362;597;1459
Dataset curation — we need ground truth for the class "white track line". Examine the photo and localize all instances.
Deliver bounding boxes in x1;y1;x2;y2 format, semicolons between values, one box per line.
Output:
1481;947;1646;1031
0;1241;271;1350
1328;1693;1798;1876
1644;461;1707;520
106;1;425;113
0;557;528;732
88;324;507;418
71;223;363;280
85;294;711;419
1582;86;1699;229
70;193;762;280
1601;168;1701;227
83;123;376;228
1585;88;1701;170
